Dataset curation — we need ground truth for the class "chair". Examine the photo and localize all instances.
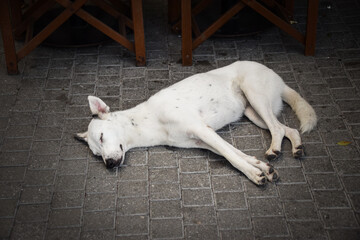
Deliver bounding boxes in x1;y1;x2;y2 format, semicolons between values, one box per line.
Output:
169;0;319;66
0;0;146;74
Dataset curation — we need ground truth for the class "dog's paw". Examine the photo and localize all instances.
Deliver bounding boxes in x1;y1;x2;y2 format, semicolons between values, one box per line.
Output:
250;170;267;186
293;145;304;158
265;164;279;182
265;149;281;161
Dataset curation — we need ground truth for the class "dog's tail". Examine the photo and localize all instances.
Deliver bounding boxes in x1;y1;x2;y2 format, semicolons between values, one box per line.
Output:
281;85;317;133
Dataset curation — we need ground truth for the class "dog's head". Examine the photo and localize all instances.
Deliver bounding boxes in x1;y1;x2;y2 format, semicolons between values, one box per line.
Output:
76;96;126;168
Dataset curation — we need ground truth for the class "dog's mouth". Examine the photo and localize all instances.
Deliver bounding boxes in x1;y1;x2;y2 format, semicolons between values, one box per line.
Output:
105;156;123;168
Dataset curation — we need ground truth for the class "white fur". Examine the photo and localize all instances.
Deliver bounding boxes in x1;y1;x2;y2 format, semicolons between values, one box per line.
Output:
76;61;317;185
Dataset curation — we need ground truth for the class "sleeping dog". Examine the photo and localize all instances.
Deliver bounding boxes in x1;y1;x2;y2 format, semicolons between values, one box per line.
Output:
76;61;317;185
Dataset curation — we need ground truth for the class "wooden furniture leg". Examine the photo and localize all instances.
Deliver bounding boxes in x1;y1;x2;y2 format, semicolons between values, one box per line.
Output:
0;0;19;74
305;0;319;56
131;0;146;66
177;0;319;66
181;0;192;66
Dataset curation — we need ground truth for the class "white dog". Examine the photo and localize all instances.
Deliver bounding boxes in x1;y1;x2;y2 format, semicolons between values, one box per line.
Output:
76;61;316;185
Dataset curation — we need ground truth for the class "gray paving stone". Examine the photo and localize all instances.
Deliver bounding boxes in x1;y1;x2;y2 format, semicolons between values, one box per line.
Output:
150;200;181;218
117;197;148;215
185;225;219;240
0;199;17;217
20;186;54;204
55;174;86;191
182;188;213;206
277;184;312;200
217;210;251;230
81;230;115;240
181;173;211;188
150;183;180;200
215;191;247;210
252;217;289;237
313;190;350;208
118;181;148;197
288;221;327;240
212;175;243;192
83;211;115;231
85;192;116;211
10;222;46;240
320;209;359;228
283;201;318;220
248;197;283;217
0;218;13;239
51;190;84;208
116;215;148;235
45;228;80;240
150;218;183;239
16;204;50;223
48;208;82;228
306;173;342;190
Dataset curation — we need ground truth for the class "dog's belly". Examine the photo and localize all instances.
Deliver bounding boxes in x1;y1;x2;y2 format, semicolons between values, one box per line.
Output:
149;73;246;131
197;97;245;130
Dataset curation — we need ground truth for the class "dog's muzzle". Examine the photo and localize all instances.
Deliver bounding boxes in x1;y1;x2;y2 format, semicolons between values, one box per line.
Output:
105;158;122;168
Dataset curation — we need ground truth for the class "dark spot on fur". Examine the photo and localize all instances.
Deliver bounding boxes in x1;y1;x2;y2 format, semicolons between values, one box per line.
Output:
209;84;212;87
131;118;137;127
210;98;214;101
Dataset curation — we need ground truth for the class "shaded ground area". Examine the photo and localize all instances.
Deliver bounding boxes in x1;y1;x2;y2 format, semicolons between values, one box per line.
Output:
0;0;360;239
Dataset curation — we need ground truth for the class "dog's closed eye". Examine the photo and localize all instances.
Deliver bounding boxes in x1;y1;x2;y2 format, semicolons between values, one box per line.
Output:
120;144;123;151
100;133;104;143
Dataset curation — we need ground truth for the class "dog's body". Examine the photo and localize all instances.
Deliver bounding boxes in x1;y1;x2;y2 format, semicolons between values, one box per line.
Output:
76;61;317;185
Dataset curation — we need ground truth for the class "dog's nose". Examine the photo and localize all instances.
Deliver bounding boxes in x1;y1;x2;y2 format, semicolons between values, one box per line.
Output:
105;158;121;168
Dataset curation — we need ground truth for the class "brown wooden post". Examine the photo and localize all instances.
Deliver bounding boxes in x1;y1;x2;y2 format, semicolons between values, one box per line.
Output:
181;0;192;66
305;0;319;56
131;0;146;66
0;0;19;74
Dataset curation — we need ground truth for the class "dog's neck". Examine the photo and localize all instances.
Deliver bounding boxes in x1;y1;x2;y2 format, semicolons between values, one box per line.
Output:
108;103;167;150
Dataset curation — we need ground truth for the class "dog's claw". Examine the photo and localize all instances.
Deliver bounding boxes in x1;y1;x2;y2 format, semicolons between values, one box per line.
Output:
266;154;276;161
272;172;279;181
292;145;304;159
264;164;279;182
265;150;281;161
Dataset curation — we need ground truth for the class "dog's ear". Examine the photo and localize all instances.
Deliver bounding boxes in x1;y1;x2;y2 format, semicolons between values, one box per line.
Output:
88;96;110;119
75;132;88;142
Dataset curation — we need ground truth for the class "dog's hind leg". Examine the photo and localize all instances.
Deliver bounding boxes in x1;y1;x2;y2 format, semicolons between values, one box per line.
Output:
190;125;267;185
244;106;267;129
245;105;302;159
244;92;303;160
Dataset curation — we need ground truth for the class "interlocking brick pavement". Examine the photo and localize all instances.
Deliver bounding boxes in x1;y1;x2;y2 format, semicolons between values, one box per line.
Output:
1;0;360;239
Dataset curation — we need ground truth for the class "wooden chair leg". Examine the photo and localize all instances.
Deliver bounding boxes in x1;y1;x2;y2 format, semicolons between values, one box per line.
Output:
181;0;192;66
168;0;181;24
0;0;19;74
131;0;146;66
305;0;319;56
16;0;88;61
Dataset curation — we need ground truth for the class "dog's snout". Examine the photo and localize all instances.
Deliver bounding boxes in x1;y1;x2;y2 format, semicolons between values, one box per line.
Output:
105;158;121;168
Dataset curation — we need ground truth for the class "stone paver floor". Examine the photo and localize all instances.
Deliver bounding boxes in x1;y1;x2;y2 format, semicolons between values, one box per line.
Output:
0;0;360;239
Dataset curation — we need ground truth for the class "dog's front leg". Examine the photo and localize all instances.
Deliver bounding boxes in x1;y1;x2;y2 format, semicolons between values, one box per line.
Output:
190;125;266;185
